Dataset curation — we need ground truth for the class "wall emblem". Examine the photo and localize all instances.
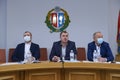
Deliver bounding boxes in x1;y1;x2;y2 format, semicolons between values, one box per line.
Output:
45;6;70;33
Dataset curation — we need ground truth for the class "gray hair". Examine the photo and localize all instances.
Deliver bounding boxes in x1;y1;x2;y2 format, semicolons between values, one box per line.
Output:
93;31;101;38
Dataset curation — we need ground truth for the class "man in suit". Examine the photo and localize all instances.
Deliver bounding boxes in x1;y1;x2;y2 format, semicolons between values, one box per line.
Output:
12;31;40;62
87;32;114;62
49;31;77;62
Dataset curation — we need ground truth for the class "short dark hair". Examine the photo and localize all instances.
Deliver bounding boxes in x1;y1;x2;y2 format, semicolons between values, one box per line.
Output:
60;31;68;37
24;31;32;36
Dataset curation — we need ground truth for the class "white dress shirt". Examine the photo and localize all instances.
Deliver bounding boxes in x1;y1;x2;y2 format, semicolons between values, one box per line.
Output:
24;43;31;59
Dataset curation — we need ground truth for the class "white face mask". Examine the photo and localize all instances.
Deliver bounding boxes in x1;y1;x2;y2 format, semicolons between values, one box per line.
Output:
24;36;31;42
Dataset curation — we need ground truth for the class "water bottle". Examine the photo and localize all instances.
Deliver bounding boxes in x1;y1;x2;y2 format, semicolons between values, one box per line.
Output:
26;51;33;63
70;50;74;61
62;56;65;62
93;50;98;62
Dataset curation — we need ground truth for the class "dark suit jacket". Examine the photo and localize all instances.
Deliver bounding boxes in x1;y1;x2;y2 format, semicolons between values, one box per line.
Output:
12;43;40;62
87;41;114;62
49;40;77;61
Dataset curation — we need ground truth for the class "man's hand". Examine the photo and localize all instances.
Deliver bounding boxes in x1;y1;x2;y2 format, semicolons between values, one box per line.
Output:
52;56;60;62
98;57;107;62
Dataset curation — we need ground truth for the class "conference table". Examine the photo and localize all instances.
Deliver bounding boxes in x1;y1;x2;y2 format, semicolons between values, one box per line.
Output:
0;61;120;80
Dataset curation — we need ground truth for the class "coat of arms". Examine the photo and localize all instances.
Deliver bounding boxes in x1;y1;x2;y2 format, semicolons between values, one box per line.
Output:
45;6;70;33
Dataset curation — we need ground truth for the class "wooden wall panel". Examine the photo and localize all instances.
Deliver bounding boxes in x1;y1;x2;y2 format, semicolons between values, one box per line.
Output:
106;71;120;80
65;69;101;80
25;69;61;80
0;71;20;80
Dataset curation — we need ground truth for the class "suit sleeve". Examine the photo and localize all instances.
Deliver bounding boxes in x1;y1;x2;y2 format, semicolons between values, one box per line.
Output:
72;42;77;55
105;44;114;61
87;43;93;61
12;45;20;62
33;44;40;60
49;42;56;61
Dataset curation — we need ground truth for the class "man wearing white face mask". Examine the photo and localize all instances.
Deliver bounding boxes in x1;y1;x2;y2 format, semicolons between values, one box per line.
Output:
87;32;114;62
12;31;40;62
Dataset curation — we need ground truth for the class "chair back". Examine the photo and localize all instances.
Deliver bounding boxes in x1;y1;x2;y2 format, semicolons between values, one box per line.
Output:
8;48;15;62
77;47;86;60
115;54;120;61
39;48;48;61
0;49;6;63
